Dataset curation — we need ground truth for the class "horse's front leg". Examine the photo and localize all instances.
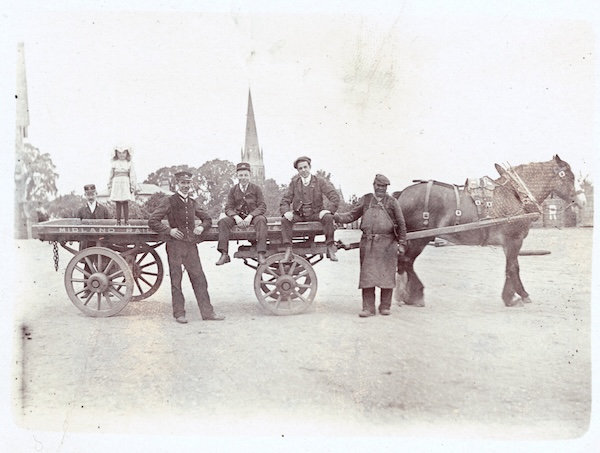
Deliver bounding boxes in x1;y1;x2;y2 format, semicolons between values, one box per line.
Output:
396;239;429;307
502;238;530;306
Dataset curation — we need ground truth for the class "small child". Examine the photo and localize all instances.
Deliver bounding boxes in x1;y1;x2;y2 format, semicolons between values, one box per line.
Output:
108;145;137;225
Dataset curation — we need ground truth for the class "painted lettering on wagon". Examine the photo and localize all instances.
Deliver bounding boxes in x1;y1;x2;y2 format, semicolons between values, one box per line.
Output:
55;227;149;234
58;227;117;233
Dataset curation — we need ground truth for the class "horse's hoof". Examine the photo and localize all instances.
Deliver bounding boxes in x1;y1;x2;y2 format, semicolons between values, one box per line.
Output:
406;299;425;307
522;296;532;304
505;298;524;307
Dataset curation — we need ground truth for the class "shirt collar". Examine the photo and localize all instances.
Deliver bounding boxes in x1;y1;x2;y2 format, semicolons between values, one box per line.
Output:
87;200;97;211
301;174;312;185
239;183;249;192
177;190;189;201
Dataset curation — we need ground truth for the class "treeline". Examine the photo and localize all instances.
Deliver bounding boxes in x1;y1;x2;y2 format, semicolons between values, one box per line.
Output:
42;158;356;221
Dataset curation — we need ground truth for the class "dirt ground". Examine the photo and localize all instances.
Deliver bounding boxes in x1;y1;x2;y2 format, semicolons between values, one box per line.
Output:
5;227;596;451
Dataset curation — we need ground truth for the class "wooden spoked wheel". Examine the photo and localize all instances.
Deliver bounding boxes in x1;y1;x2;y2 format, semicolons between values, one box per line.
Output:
64;247;134;317
124;245;164;301
254;252;318;315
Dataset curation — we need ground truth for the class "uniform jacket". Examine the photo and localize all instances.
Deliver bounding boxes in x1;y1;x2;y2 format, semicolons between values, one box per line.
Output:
279;174;340;215
336;193;407;244
78;202;110;220
225;183;267;218
148;194;212;242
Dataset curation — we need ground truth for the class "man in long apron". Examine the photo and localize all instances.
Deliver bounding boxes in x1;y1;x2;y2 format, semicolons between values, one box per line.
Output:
334;174;407;317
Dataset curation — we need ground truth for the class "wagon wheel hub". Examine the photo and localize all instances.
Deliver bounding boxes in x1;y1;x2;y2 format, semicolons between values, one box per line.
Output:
276;275;296;296
87;273;110;293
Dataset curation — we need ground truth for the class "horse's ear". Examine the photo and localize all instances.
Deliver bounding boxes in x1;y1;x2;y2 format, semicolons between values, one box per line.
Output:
495;163;507;177
392;190;402;199
554;154;562;163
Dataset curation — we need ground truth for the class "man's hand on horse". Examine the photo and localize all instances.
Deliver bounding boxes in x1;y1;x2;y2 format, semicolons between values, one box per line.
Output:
193;226;204;236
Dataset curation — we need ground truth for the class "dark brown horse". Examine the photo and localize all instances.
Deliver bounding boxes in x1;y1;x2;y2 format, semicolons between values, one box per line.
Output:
394;155;586;307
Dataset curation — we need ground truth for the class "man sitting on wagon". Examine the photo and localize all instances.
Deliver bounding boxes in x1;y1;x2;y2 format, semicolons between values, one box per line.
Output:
216;162;268;266
280;156;340;262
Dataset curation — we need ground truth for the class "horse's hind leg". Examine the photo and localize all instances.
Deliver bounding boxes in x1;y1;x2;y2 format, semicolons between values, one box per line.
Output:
396;239;429;307
502;238;530;306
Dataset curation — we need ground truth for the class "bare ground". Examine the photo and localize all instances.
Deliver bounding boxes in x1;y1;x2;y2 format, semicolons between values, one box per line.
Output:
8;227;594;445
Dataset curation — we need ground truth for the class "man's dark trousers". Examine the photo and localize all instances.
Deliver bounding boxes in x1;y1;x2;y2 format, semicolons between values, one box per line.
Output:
281;213;335;246
217;215;268;254
166;240;215;319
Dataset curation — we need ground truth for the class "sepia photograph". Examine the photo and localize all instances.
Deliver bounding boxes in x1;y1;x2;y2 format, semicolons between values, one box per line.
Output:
1;1;598;451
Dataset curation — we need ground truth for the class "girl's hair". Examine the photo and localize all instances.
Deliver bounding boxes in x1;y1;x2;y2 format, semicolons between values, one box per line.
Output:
112;148;131;161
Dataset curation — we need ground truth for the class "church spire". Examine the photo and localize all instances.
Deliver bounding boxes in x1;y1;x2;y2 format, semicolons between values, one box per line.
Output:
241;88;265;186
15;42;31;239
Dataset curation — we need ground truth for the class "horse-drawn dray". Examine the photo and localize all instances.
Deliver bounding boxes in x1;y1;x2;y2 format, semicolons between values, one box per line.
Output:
32;218;336;317
32;210;541;317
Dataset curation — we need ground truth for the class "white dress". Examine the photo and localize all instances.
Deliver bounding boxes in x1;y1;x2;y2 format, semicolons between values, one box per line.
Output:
108;159;136;202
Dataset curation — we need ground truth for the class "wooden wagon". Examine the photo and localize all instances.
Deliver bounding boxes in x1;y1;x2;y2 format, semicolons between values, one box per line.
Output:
32;213;538;317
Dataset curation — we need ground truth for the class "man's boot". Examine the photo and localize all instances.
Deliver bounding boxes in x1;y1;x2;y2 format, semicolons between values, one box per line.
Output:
215;252;231;266
327;245;338;261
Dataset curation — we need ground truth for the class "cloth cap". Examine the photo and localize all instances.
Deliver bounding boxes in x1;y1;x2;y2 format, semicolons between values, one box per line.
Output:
293;156;312;169
374;174;391;185
84;184;96;192
175;171;193;181
236;162;251;172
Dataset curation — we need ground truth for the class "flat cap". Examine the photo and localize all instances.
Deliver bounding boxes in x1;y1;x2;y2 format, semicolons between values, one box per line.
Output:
236;162;251;172
174;171;193;181
374;174;391;185
84;184;96;192
293;156;312;169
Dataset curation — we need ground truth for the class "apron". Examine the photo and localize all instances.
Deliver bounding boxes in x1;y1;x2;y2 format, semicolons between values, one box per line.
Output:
358;198;397;289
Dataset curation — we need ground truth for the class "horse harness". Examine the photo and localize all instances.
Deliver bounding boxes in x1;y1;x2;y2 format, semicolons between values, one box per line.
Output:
413;180;462;227
412;161;572;234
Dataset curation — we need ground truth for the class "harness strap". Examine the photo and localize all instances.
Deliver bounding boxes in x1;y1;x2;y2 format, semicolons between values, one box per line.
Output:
453;185;462;225
423;180;433;226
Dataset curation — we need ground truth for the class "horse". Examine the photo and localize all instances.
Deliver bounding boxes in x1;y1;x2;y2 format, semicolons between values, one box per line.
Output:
394;155;586;307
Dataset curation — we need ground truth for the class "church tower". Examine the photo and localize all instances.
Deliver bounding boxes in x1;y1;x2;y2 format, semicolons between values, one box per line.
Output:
240;89;265;186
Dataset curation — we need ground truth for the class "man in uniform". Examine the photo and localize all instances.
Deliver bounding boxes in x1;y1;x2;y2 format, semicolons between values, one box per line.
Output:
77;183;110;249
280;156;340;262
148;171;224;323
216;162;268;266
334;174;407;317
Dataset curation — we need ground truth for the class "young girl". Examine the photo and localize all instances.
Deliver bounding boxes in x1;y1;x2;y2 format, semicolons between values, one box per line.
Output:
108;145;137;225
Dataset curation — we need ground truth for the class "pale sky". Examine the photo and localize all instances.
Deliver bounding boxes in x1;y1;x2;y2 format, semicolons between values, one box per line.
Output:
2;0;598;200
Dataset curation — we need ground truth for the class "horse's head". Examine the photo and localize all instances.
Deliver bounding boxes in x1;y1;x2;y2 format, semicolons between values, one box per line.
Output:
549;155;587;208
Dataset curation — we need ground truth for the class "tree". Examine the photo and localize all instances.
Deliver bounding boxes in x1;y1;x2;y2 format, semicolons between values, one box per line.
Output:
141;192;168;219
195;159;236;218
17;143;58;205
315;169;331;181
45;192;82;219
264;178;287;216
144;165;198;192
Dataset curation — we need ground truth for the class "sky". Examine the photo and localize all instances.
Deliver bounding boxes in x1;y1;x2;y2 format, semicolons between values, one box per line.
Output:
1;0;597;200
